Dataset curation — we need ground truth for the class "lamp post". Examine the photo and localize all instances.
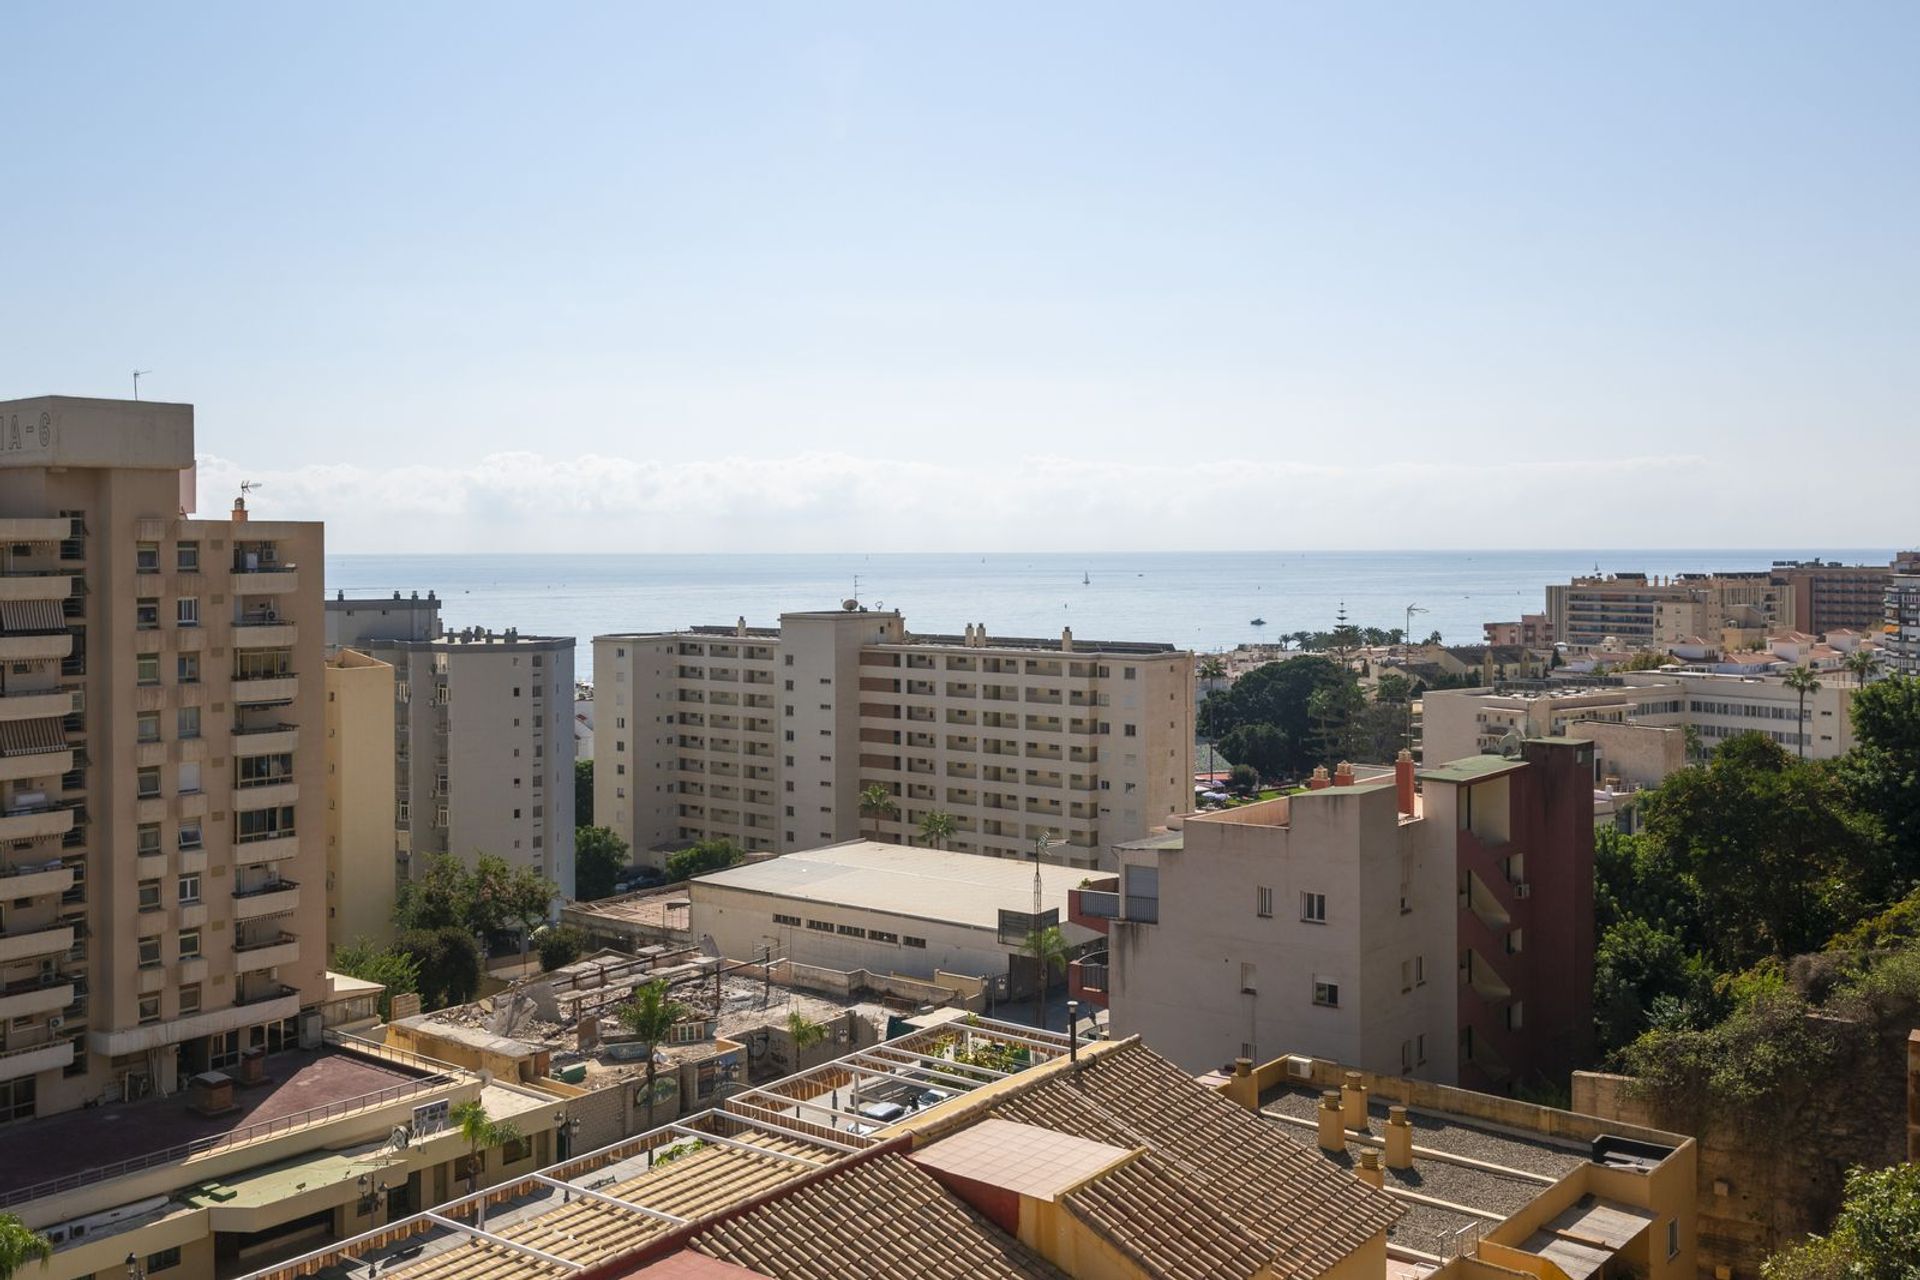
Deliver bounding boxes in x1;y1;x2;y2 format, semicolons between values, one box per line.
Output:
126;1253;145;1280
553;1110;581;1162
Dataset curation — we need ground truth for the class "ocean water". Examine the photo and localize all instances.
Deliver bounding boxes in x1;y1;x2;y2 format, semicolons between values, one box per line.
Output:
325;550;1894;683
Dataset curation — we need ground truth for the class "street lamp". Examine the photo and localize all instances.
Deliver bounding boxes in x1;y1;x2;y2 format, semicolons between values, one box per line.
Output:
553;1110;581;1162
125;1254;144;1280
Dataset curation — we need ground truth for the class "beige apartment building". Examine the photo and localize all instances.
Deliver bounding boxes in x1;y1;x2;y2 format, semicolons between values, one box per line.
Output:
323;649;396;951
1888;566;1920;678
327;595;577;901
1546;571;1793;651
0;395;327;1122
595;610;1194;869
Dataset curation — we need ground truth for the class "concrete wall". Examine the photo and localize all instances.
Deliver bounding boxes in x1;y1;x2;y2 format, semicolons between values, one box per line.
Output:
690;880;1010;985
326;649;397;951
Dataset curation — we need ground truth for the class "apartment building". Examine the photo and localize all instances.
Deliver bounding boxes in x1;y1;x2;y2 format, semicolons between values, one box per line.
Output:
1423;670;1859;779
1769;557;1909;633
1888;567;1920;677
1073;742;1596;1093
595;609;1194;869
1546;572;1793;651
0;395;327;1124
324;649;396;951
326;595;577;900
1481;613;1552;648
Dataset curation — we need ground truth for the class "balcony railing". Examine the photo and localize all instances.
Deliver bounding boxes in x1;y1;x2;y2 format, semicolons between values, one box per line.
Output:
234;982;297;1006
234;877;300;898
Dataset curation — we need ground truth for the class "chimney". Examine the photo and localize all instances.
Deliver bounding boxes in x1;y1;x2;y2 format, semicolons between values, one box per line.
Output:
1307;766;1332;791
1340;1071;1369;1130
1333;761;1356;787
1316;1091;1346;1153
1395;749;1416;816
1061;627;1073;652
1356;1149;1384;1188
1384;1106;1414;1169
736;616;747;637
231;496;248;523
1226;1056;1257;1112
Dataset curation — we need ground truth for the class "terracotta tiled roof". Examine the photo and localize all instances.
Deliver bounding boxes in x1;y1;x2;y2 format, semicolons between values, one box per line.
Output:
1065;1152;1274;1280
687;1153;1065;1280
986;1043;1402;1278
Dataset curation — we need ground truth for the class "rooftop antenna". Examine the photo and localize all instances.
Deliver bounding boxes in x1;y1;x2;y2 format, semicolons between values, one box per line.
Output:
132;370;150;400
240;480;263;498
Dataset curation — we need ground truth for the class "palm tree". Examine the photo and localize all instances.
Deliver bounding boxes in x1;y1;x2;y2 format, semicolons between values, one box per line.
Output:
451;1098;521;1227
917;810;956;849
0;1213;51;1279
1024;925;1069;1032
786;1010;828;1067
618;978;687;1128
1198;655;1227;694
1844;647;1878;688
858;784;898;841
1784;665;1822;759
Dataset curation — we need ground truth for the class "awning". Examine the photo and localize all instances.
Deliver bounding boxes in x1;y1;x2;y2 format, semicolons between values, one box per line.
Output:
0;600;66;633
0;717;67;757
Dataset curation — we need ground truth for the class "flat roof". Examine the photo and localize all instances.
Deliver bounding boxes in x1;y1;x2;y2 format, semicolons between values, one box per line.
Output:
693;841;1095;934
1417;755;1527;784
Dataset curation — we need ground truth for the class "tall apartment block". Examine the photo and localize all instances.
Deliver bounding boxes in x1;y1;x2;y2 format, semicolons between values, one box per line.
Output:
1888;564;1920;678
1769;557;1911;634
1545;571;1793;651
326;594;577;900
595;610;1194;868
1072;741;1595;1093
0;396;326;1119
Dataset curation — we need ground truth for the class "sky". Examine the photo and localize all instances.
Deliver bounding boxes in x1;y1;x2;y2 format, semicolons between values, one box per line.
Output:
2;4;1915;553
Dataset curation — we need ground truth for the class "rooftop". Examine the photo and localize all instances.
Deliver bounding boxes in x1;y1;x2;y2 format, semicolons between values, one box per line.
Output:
692;841;1099;934
0;1046;431;1207
1416;754;1529;785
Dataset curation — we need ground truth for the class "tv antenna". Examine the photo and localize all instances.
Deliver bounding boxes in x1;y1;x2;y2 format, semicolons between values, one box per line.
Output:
132;370;151;400
239;480;264;503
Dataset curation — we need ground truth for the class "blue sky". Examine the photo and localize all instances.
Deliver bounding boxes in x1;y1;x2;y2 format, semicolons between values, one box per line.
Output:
2;4;1915;552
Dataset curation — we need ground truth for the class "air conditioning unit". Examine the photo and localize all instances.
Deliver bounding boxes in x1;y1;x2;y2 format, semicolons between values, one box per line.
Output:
1513;883;1532;899
47;1015;63;1030
1286;1055;1313;1079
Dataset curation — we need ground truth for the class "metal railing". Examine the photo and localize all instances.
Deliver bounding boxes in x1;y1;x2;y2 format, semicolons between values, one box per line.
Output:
233;878;299;898
0;1062;461;1211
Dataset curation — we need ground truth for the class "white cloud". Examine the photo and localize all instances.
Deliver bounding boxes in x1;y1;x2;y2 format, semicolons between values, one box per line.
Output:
193;448;1738;553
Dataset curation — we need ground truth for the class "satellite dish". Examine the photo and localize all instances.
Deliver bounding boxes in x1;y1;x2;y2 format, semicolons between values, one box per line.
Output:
841;599;859;611
1497;729;1524;758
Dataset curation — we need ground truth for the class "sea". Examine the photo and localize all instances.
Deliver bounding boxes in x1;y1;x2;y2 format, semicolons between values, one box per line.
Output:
324;550;1897;684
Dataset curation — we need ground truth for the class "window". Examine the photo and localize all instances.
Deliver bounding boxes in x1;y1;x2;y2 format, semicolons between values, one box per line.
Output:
178;929;201;960
138;936;162;967
1415;956;1426;986
136;711;161;743
174;543;199;574
1667;1220;1679;1259
178;873;201;904
868;929;899;944
137;823;161;856
772;913;800;926
902;936;927;948
1401;1039;1413;1071
836;923;866;938
136;653;160;685
805;919;835;932
0;1078;34;1123
237;805;296;842
138;879;162;911
177;761;201;794
1401;960;1414;993
1505;929;1523;955
176;987;200;1017
176;653;199;683
238;753;294;787
1416;1033;1426;1064
137;766;161;798
1506;1001;1524;1031
1300;892;1327;923
1124;666;1136;679
136;542;160;573
178;819;203;851
177;706;201;740
1256;886;1273;918
138;993;161;1023
137;598;159;629
1239;962;1257;993
176;597;198;627
1123;724;1137;737
1312;978;1340;1008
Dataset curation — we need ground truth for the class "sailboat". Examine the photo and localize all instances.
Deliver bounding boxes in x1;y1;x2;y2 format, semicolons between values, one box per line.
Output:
1082;570;1091;586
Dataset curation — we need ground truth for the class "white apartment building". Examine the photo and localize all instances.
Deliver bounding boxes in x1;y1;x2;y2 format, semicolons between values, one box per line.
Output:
595;610;1194;870
0;395;327;1119
1546;572;1793;651
1888;571;1920;677
1423;669;1859;785
327;596;577;900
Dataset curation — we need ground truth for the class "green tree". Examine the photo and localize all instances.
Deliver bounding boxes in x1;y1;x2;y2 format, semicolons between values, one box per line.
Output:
451;1099;521;1200
575;758;594;826
330;938;420;1019
1843;647;1879;688
1217;723;1288;782
858;784;899;840
664;838;743;882
917;810;956;849
536;925;586;972
0;1213;51;1279
573;825;630;901
1763;1161;1920;1280
1784;666;1822;759
1196;655;1346;776
618;979;688;1127
1024;925;1069;1032
467;854;559;967
786;1010;829;1066
394;853;479;932
1593;917;1718;1056
1226;763;1259;796
1842;676;1920;897
1307;676;1368;762
396;926;483;1009
1198;655;1227;693
1640;734;1871;967
1621;649;1671;672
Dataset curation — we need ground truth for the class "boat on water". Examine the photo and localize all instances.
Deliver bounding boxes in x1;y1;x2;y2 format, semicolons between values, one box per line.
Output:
1250;617;1267;627
1083;570;1090;585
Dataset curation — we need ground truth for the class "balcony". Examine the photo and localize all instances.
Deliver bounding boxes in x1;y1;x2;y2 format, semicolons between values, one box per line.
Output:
231;724;298;754
232;621;299;649
0;924;73;965
0;573;75;603
0;689;74;722
0;858;73;899
0;634;71;663
0;518;75;543
1067;955;1109;1009
233;879;300;918
232;567;299;594
0;1037;74;1082
234;980;298;1008
233;932;300;972
232;675;299;704
1068;885;1120;934
0;802;74;842
0;977;72;1022
234;831;299;865
235;780;299;810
